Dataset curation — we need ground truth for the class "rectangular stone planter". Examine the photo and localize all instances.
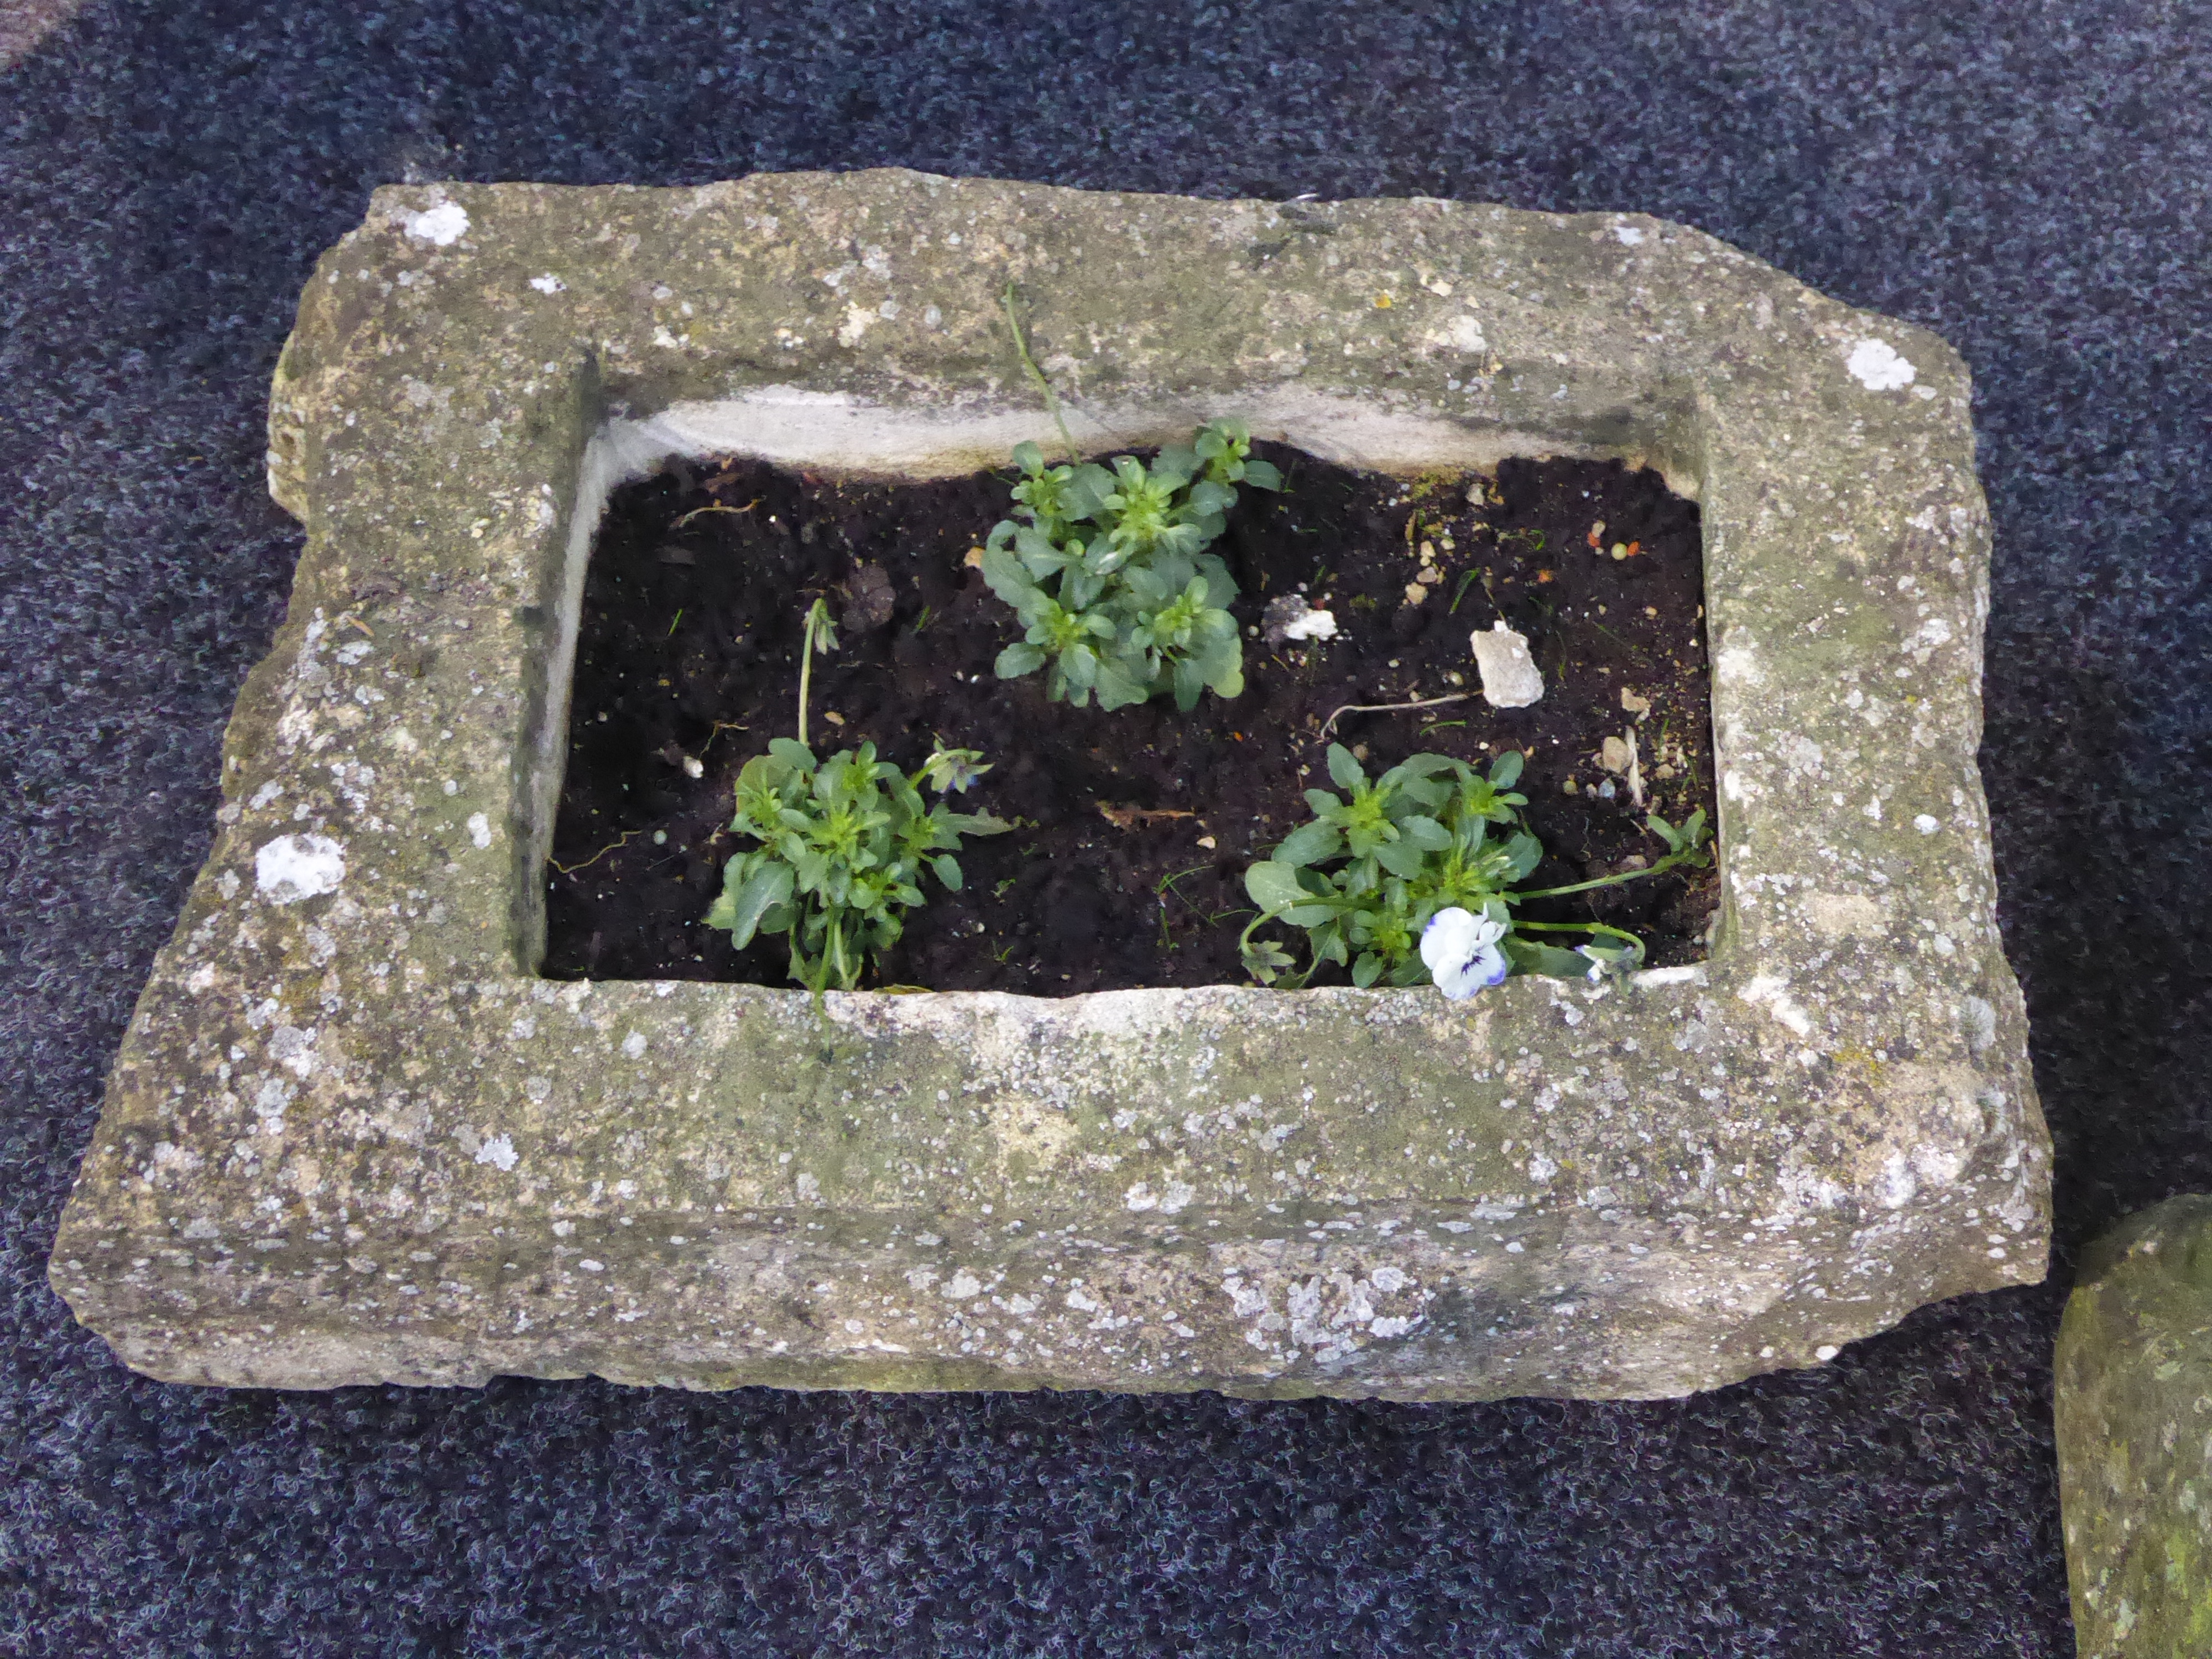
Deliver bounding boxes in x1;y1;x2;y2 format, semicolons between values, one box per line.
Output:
49;171;2048;1399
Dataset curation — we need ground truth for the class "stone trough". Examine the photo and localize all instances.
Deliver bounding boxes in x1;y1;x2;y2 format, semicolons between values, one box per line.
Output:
49;171;2047;1399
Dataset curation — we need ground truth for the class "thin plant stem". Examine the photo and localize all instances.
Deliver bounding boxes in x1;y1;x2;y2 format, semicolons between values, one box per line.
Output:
1317;691;1472;740
797;598;831;748
1514;854;1692;902
1002;281;1079;460
1515;919;1643;946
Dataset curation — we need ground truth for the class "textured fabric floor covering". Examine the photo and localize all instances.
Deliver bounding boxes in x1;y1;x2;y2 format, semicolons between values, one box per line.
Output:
3;3;2206;1652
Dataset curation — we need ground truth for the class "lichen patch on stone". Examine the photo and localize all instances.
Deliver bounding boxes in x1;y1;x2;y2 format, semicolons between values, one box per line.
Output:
252;833;345;904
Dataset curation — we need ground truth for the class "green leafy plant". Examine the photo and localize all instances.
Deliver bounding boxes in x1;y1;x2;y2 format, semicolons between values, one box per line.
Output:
1237;745;1711;992
705;598;1008;993
979;419;1281;711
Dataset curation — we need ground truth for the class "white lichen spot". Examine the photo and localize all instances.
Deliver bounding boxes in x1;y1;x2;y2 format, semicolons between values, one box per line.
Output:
1715;644;1764;685
1914;813;1941;836
1908;617;1953;661
467;812;494;849
474;1134;518;1172
1613;223;1646;246
620;1031;648;1059
1369;1316;1418;1338
795;1172;821;1203
1426;312;1488;353
269;1024;317;1079
1738;973;1815;1037
1065;1287;1101;1312
838;303;877;347
904;1266;939;1291
1370;1266;1408;1293
1846;338;1916;391
943;1270;983;1300
398;201;469;247
254;833;346;904
1526;1152;1558;1183
1877;1150;1919;1209
529;274;566;294
578;1258;604;1272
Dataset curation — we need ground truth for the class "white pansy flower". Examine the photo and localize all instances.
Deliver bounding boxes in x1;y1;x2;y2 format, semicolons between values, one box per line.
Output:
1420;906;1510;999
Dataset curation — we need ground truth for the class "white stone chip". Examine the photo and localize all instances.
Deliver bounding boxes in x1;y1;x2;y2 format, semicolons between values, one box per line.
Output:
1469;621;1545;707
253;834;346;904
1846;338;1916;390
398;201;470;247
474;1134;518;1172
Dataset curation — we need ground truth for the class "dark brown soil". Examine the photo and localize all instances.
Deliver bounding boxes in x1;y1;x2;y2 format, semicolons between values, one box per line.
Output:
541;446;1717;995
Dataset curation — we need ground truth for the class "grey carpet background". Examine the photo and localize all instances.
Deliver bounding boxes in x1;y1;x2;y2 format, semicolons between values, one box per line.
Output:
4;1;2207;1652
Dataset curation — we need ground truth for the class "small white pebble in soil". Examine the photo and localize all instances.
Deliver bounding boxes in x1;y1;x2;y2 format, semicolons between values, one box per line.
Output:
1261;593;1339;644
681;755;703;778
1469;622;1545;708
653;830;668;846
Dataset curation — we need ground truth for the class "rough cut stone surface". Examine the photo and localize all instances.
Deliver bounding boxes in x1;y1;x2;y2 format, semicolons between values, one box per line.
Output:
2057;1196;2212;1657
48;171;2047;1400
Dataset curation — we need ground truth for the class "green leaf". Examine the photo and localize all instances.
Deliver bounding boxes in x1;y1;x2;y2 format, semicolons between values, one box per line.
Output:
1095;656;1153;710
995;641;1046;679
768;738;817;772
1245;860;1308;914
1489;750;1525;790
1243;457;1283;491
1171;656;1203;711
1326;743;1366;790
1503;832;1543;880
1501;937;1591;979
1274;819;1343;869
980;544;1038;605
1399;815;1452;852
718;861;796;950
932;855;963;891
1011;439;1044;474
1240;936;1295;984
1352;952;1386;989
1373;837;1429;879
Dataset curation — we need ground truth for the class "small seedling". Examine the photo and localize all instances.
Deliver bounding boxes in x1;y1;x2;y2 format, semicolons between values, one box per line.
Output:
1237;745;1711;992
980;419;1279;712
705;600;1009;993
